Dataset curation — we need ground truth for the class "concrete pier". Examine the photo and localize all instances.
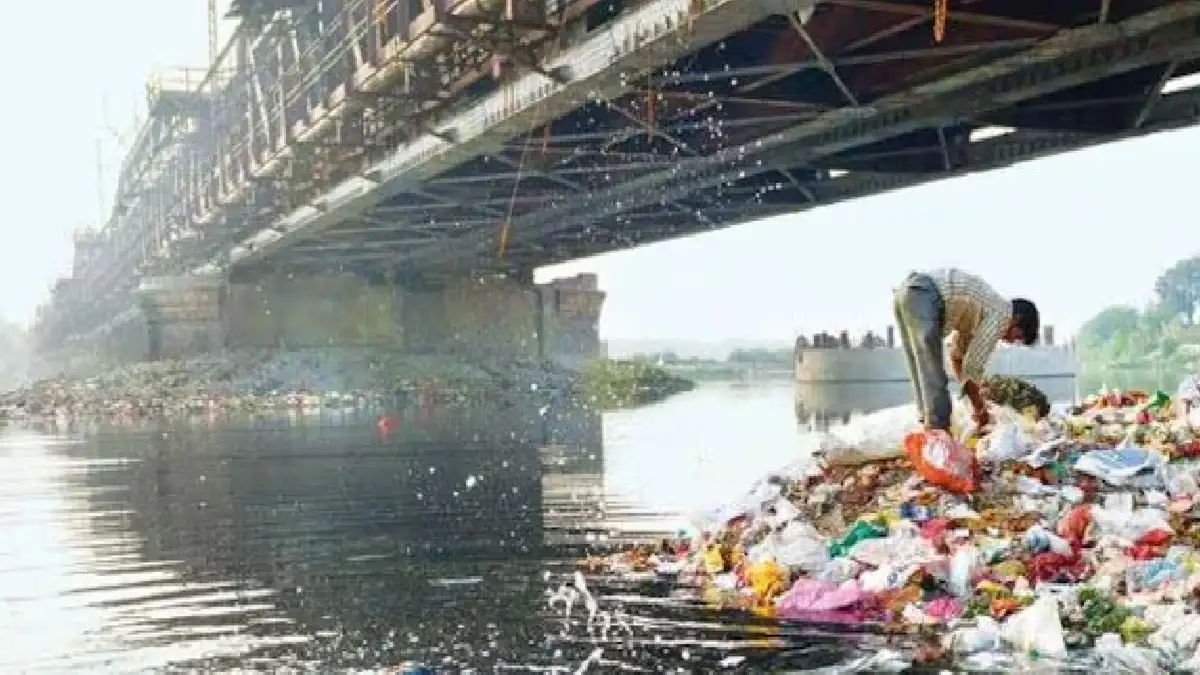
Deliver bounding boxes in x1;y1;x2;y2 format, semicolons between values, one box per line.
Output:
794;326;1077;383
131;272;605;367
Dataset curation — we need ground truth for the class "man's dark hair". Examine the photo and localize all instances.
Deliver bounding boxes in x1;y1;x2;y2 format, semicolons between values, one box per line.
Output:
1011;298;1039;346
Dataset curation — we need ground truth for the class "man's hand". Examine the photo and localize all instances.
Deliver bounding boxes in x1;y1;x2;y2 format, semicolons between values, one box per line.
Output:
962;379;990;428
972;405;991;428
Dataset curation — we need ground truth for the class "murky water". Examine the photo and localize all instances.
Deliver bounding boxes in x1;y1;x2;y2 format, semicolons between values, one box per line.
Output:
0;379;1073;672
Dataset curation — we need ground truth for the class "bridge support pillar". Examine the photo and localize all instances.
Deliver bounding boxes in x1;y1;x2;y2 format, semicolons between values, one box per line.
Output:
136;276;226;359
398;272;606;366
131;270;605;367
536;274;607;368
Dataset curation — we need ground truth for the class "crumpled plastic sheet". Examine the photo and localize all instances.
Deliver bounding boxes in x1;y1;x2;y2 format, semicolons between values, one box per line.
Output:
747;520;830;574
776;579;866;615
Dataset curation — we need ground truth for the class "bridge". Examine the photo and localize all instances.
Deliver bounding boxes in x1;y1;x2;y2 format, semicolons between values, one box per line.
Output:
33;0;1200;364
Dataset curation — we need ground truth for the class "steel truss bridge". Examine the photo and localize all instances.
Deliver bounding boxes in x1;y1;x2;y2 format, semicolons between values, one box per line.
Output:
38;0;1200;342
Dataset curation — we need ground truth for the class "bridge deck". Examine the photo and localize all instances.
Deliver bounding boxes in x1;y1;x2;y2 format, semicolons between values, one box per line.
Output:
219;0;1200;279
61;0;1200;300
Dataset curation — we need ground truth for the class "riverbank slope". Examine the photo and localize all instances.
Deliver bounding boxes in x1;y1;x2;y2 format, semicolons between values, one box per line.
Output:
4;350;695;418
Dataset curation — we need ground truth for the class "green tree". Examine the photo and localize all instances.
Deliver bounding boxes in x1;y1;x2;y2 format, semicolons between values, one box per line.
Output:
727;348;792;364
1155;256;1200;325
1078;306;1141;349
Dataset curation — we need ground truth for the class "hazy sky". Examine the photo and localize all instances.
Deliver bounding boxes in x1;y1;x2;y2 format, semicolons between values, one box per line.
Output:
545;128;1200;341
6;4;1196;341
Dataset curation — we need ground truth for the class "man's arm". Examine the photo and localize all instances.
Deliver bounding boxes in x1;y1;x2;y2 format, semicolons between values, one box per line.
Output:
959;311;1007;422
961;313;1005;384
949;348;989;422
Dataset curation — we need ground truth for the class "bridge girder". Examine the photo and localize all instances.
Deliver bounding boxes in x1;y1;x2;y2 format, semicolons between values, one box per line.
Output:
38;0;1200;346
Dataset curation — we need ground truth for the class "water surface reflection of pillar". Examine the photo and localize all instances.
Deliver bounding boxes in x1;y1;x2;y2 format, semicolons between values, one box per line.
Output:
69;398;605;669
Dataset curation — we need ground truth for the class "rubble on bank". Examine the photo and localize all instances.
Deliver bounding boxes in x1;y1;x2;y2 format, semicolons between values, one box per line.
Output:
580;376;1200;670
576;359;695;408
0;350;694;419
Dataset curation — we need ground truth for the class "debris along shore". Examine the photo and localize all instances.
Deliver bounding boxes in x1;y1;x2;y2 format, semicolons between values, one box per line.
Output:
584;376;1200;670
0;350;696;419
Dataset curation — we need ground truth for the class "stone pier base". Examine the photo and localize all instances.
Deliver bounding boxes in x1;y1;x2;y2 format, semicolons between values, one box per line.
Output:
131;272;605;367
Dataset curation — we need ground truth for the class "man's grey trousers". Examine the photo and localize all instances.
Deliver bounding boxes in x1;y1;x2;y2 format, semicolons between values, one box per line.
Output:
892;272;951;430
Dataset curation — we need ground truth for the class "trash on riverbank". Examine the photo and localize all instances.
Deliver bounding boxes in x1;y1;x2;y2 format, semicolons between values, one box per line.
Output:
0;349;567;419
1;350;695;420
579;378;1200;670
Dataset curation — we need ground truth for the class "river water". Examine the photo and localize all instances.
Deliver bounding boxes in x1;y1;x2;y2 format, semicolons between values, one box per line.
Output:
0;378;1076;672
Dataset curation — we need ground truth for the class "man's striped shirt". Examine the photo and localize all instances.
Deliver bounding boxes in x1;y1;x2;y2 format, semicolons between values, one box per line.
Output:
927;268;1011;382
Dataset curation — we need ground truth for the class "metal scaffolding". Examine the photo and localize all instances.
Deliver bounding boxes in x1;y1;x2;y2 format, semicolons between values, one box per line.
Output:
65;0;575;317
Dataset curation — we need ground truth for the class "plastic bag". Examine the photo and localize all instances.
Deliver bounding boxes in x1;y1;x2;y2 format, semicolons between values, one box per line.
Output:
1090;506;1172;544
977;422;1034;463
948;616;1002;654
948;545;983;597
904;430;980;494
1176;376;1200;420
999;595;1067;658
747;520;829;574
1161;463;1200;498
775;579;866;615
828;519;887;558
813;400;997;467
1073;441;1164;486
1094;634;1167;674
847;529;941;569
815;402;959;466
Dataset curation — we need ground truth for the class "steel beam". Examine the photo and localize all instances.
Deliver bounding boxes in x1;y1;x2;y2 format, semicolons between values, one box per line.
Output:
222;0;801;269
397;2;1200;267
499;87;1200;267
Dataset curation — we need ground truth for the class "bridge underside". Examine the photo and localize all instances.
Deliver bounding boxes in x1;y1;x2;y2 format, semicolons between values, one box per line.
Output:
234;0;1200;280
34;1;1200;357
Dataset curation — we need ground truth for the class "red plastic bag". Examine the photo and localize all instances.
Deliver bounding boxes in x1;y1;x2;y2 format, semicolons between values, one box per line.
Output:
1029;551;1091;583
1128;528;1173;560
904;430;980;494
1056;505;1093;547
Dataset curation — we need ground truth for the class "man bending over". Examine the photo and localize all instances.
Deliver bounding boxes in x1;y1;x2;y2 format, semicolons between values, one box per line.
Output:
892;268;1039;431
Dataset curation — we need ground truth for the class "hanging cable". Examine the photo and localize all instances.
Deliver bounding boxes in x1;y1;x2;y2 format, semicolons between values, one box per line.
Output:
647;88;656;134
933;0;949;43
498;131;536;259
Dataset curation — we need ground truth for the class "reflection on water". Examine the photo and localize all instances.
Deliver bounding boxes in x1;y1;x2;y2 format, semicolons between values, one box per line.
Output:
1;382;972;671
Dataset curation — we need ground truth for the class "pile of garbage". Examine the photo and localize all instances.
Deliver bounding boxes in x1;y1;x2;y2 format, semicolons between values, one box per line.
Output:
2;348;578;419
584;376;1200;670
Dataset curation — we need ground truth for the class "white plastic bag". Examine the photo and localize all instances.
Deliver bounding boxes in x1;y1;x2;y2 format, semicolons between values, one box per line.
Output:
1161;463;1200;498
747;520;829;574
847;528;940;569
1094;634;1166;674
813;402;930;466
1090;506;1173;544
947;616;1002;654
948;545;983;597
1176;376;1200;421
1000;595;1066;658
978;422;1035;463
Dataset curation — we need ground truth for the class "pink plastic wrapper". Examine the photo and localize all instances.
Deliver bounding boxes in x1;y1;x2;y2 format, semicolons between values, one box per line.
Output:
923;596;964;622
775;579;868;616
